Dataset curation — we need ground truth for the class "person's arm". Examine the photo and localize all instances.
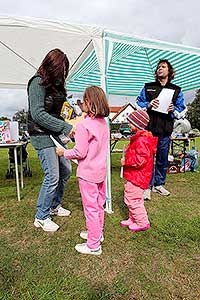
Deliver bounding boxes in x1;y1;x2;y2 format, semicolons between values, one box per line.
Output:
29;77;72;135
136;87;159;110
174;90;186;112
168;90;187;118
57;123;89;160
125;138;149;168
136;88;149;109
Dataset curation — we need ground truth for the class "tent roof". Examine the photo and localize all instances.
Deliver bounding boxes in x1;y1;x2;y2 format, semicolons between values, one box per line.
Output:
105;31;200;95
0;15;102;89
68;30;200;95
1;15;200;96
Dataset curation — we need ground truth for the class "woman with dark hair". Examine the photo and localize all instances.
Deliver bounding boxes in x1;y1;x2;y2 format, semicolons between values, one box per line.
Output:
27;48;73;232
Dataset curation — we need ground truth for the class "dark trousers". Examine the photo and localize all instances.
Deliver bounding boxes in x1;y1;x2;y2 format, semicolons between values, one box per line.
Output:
150;136;171;187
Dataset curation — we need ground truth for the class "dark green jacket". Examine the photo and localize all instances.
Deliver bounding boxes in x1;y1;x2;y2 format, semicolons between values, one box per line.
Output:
28;76;72;150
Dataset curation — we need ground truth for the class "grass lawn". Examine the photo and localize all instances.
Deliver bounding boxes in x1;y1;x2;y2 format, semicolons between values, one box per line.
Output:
0;139;200;300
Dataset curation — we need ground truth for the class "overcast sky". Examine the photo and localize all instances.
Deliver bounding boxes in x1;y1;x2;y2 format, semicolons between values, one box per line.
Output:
1;0;200;118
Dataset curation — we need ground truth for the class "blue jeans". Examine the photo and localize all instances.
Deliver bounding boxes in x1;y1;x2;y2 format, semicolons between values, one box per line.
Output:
36;147;72;220
150;136;171;187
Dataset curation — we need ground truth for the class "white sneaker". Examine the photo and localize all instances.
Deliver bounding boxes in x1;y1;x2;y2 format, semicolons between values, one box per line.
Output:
75;243;102;256
34;217;59;232
80;231;104;242
152;185;170;196
50;204;71;217
144;188;151;200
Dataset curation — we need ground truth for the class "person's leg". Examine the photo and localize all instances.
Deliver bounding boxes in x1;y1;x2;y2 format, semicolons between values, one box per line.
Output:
154;136;171;186
78;178;102;249
51;155;72;209
144;153;156;200
36;147;59;220
144;163;154;200
120;182;136;226
126;182;149;227
97;180;106;237
149;159;155;188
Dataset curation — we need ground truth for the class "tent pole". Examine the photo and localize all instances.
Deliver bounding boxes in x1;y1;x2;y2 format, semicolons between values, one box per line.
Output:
100;36;113;214
105;120;113;214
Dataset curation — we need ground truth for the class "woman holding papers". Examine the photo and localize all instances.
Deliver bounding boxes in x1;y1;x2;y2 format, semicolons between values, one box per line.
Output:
27;49;73;232
136;59;186;200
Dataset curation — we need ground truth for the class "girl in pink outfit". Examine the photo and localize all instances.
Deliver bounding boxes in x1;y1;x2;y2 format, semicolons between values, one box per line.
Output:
120;110;157;232
56;86;110;255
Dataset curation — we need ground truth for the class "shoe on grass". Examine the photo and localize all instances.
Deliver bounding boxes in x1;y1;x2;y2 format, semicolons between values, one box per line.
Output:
75;243;102;255
144;188;151;200
152;185;170;196
128;223;150;232
34;217;59;232
50;204;71;216
80;231;104;242
120;218;134;227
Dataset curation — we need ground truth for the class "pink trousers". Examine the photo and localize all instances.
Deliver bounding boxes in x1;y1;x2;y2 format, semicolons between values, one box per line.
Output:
124;181;149;226
78;178;106;249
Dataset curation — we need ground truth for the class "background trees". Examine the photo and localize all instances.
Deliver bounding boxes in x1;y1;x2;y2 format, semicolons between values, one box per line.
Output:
187;89;200;130
12;109;28;124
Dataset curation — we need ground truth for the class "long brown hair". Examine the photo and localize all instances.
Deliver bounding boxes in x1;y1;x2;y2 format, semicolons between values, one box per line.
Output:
37;48;69;94
83;86;110;117
155;59;175;82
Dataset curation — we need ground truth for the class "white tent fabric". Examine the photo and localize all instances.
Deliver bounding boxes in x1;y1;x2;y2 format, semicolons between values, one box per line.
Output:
1;16;200;96
0;15;103;89
1;15;200;212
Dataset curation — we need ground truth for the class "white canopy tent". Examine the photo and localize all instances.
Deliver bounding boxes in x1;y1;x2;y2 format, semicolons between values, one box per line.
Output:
1;15;200;212
0;15;104;89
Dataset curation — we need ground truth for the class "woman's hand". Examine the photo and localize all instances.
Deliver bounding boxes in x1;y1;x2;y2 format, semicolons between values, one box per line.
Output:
149;98;159;109
56;147;64;156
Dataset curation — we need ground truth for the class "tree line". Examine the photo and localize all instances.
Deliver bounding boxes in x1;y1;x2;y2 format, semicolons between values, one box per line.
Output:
187;89;200;131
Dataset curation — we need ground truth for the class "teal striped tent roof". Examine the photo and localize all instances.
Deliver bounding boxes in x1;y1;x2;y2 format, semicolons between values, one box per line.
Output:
0;16;199;95
67;49;101;93
68;30;200;96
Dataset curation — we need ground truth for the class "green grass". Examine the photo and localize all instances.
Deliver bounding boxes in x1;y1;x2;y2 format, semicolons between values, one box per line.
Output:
0;140;200;300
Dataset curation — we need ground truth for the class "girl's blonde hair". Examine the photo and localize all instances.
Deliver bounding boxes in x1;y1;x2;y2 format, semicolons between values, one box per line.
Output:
83;86;110;117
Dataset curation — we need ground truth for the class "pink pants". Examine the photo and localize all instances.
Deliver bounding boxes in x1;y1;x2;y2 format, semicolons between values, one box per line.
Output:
78;178;106;249
124;181;149;226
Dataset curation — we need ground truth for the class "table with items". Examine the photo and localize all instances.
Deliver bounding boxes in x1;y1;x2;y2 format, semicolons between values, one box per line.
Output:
0;142;25;201
169;136;197;173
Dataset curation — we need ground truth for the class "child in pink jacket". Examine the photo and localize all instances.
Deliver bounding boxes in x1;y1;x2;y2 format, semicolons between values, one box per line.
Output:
120;110;157;232
56;86;110;255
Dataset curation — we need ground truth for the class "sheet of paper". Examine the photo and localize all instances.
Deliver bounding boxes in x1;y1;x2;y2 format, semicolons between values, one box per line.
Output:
152;88;175;114
50;135;78;165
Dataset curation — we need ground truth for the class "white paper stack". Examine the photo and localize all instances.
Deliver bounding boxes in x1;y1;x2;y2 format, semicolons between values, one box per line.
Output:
152;88;175;114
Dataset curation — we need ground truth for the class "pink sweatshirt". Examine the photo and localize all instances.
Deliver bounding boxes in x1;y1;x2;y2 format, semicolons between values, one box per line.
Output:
63;115;109;183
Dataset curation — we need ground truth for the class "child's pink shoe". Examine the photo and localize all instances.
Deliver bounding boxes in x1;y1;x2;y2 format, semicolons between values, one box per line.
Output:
120;218;134;227
128;223;150;232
